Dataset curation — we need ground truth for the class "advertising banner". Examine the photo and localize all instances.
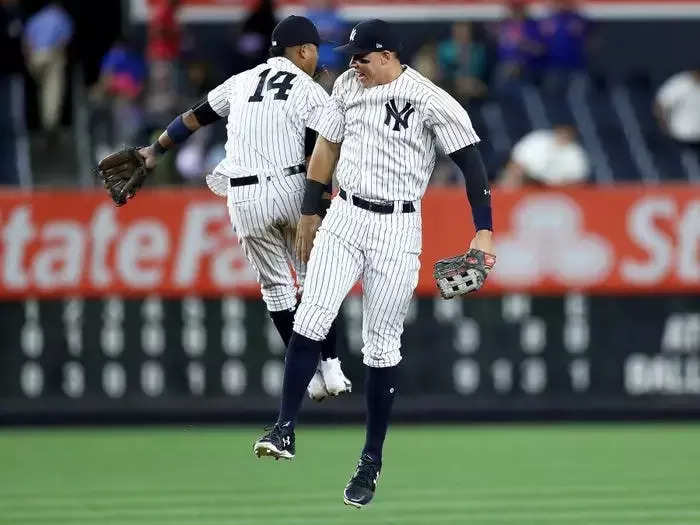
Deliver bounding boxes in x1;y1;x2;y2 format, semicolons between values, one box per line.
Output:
1;185;698;298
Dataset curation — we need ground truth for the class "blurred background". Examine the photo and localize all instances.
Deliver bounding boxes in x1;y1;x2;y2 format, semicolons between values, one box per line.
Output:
1;0;698;422
0;2;699;523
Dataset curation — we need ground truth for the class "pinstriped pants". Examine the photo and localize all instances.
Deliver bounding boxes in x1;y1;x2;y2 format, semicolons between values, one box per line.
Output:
294;196;421;367
226;174;306;312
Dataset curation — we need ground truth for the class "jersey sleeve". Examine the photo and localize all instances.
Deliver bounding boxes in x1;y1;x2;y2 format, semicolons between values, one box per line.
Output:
310;72;349;143
296;80;329;130
207;74;237;117
426;87;480;154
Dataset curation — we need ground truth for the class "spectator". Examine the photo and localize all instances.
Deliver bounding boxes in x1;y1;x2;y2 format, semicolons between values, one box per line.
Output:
90;37;147;161
23;1;73;138
412;40;440;82
539;0;589;92
654;68;700;158
146;0;182;121
0;0;30;185
437;22;488;102
499;124;589;187
492;0;544;90
234;0;277;73
147;0;182;63
306;0;347;91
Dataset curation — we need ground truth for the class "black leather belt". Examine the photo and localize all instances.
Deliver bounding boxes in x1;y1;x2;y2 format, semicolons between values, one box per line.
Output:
229;164;306;187
339;189;415;214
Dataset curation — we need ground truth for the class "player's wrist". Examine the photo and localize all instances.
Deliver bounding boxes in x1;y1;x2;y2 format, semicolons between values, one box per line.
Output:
152;140;167;156
301;179;327;215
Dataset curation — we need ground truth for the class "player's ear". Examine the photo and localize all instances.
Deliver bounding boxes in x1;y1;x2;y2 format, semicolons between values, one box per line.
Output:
380;50;392;64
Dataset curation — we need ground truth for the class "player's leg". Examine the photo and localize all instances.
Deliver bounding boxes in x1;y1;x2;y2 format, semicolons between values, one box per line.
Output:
255;213;363;460
227;187;298;343
275;186;351;397
344;218;421;507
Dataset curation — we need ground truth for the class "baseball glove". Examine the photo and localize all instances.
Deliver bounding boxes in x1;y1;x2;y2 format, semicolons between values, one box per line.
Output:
96;147;149;207
434;249;496;299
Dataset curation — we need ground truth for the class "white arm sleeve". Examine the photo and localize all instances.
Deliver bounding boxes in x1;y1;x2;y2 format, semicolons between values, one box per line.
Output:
426;88;480;154
310;74;347;143
207;75;237;117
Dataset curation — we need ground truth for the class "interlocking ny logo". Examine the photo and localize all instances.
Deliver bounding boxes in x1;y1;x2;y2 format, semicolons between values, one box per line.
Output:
384;98;414;131
350;28;357;41
282;436;291;447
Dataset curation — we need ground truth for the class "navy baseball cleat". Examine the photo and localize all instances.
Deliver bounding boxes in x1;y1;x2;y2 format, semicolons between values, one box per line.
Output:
343;453;381;508
253;422;295;460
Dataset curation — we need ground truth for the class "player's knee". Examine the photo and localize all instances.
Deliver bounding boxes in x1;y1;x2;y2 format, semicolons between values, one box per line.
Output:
294;302;335;342
260;284;297;312
361;335;403;368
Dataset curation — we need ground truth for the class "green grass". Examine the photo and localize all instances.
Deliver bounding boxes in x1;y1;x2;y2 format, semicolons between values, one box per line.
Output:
1;424;699;525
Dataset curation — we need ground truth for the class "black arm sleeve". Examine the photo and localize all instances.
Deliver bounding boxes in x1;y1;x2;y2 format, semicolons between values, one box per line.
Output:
305;127;317;158
190;97;223;126
305;127;332;193
448;144;493;231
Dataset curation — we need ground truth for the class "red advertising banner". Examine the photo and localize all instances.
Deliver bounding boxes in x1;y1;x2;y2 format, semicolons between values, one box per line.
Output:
0;185;698;298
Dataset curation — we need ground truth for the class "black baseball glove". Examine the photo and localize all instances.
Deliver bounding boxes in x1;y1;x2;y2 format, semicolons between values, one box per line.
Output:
96;147;149;207
434;248;496;299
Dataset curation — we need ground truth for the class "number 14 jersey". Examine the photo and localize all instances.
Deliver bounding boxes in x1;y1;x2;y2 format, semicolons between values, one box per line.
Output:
208;56;329;178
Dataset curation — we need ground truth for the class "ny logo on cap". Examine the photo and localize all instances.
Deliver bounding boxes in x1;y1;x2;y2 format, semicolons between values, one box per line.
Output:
350;28;357;41
384;98;414;131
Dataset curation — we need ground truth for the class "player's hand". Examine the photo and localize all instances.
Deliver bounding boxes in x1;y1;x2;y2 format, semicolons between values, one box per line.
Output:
469;230;494;263
137;146;159;170
296;214;322;263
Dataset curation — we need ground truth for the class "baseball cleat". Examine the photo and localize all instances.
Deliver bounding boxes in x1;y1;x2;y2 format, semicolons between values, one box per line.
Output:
320;358;352;396
343;453;381;508
253;422;295;460
307;368;329;402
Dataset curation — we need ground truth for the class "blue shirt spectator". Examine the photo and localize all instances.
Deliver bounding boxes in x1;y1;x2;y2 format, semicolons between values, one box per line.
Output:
100;42;147;99
24;2;73;52
539;1;588;70
306;0;346;73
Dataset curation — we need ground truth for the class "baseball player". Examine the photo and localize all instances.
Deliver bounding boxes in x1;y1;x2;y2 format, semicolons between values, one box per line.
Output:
105;16;351;399
253;19;495;507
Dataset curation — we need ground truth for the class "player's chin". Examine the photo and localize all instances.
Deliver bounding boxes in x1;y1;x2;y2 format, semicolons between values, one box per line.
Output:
356;72;370;86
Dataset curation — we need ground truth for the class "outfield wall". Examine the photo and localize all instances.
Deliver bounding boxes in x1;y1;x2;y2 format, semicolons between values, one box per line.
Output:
0;186;698;423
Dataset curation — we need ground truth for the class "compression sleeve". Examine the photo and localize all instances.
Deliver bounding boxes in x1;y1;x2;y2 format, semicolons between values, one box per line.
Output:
448;144;493;232
191;97;223;126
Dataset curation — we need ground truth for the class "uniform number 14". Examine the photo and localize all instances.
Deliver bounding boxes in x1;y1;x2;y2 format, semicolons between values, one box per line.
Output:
248;69;297;102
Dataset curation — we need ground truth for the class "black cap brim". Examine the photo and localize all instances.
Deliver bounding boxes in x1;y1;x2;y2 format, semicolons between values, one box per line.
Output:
334;41;374;55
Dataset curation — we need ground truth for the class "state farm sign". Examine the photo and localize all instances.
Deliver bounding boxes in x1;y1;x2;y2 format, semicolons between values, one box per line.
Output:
0;190;257;298
1;185;698;297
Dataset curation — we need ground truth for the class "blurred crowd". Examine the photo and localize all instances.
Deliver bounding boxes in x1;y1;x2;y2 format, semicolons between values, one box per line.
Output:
1;0;699;188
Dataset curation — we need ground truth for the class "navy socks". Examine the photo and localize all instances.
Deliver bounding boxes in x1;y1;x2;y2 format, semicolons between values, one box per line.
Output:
362;365;398;463
276;332;321;427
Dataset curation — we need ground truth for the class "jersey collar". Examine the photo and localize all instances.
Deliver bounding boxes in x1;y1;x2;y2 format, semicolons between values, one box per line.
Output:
266;56;310;78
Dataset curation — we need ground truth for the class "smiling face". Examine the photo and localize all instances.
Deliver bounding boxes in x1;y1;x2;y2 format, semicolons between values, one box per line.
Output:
349;51;391;88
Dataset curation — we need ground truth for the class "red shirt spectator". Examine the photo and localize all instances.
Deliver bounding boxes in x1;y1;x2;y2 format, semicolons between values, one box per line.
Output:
147;0;181;61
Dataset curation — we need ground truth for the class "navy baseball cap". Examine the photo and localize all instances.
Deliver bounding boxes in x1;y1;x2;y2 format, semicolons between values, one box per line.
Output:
271;15;320;48
334;19;400;55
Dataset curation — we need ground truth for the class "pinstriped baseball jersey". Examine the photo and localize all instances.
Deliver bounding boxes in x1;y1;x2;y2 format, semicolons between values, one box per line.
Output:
208;56;328;177
294;65;482;366
312;66;480;202
207;57;329;312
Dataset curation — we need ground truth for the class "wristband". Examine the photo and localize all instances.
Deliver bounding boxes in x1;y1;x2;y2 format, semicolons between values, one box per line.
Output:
166;115;193;144
301;179;326;215
152;141;167;156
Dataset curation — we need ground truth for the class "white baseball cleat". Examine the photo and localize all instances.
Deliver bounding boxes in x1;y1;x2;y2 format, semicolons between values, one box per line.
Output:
320;358;352;396
307;368;329;402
